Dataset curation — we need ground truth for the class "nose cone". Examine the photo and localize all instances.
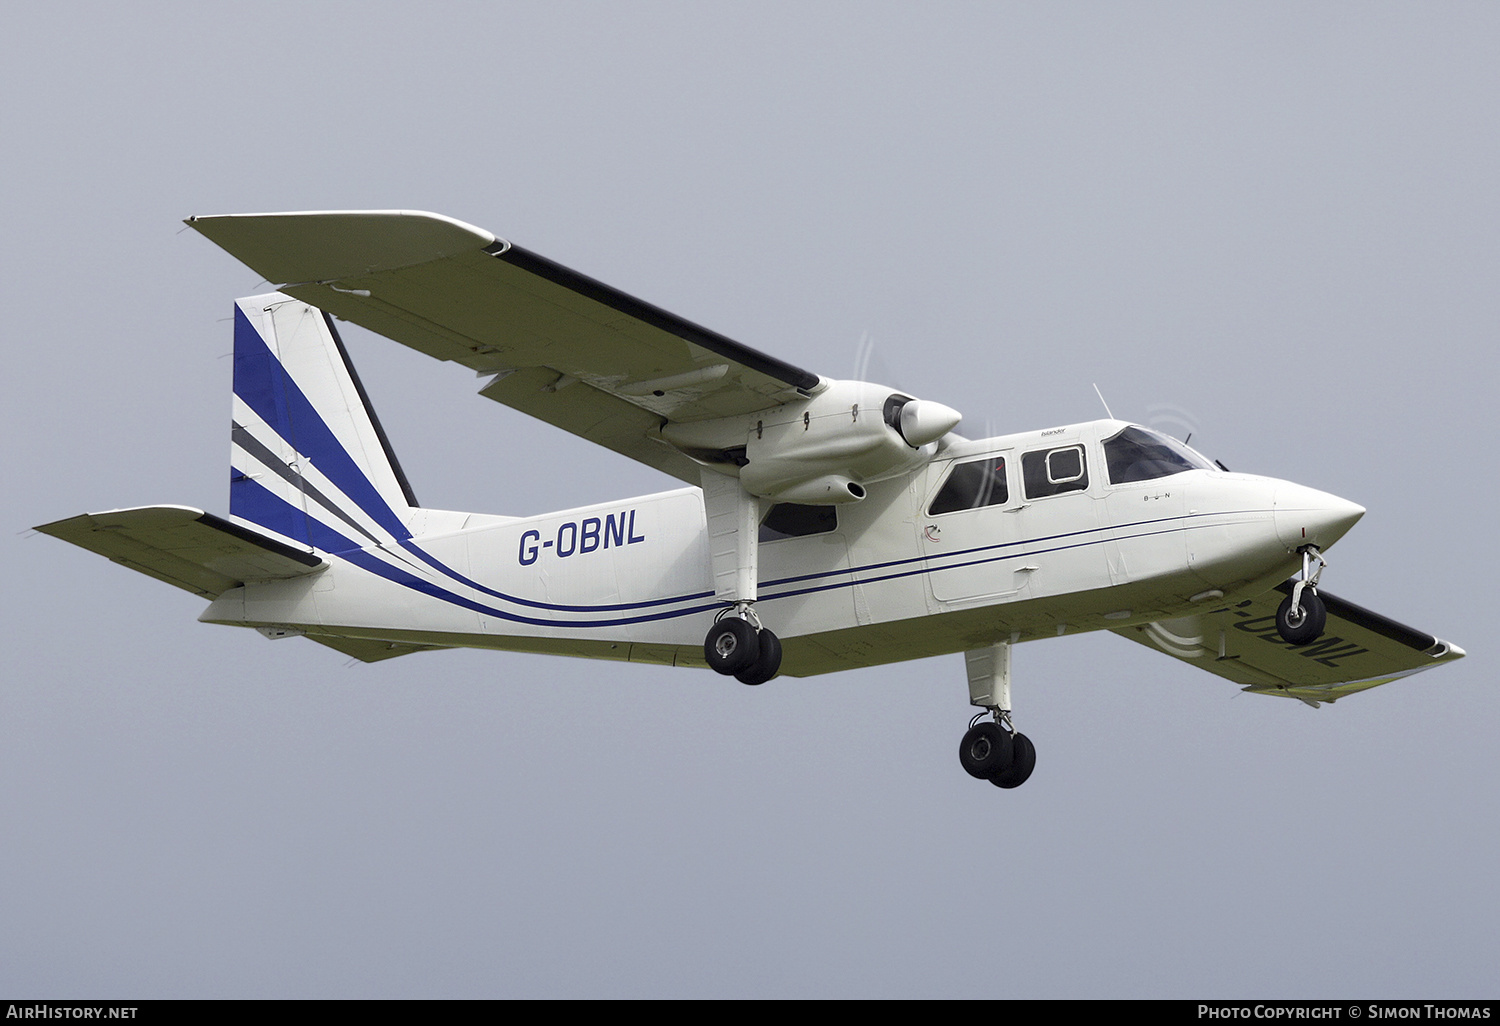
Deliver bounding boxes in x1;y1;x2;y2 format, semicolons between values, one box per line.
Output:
1274;482;1365;551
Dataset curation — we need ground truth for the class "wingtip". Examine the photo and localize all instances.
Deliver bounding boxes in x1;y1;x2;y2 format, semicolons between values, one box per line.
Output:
1432;639;1465;660
179;210;499;285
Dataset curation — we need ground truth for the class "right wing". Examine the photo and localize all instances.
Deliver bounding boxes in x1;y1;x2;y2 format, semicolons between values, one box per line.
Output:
1112;581;1466;706
187;210;824;484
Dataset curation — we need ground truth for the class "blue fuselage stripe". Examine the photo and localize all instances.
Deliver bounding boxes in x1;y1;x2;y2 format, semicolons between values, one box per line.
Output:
233;307;718;613
758;508;1261;592
240;469;1266;630
234;478;718;627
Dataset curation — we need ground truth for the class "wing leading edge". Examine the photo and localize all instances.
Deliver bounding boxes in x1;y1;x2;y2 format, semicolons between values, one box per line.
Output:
187;210;824;484
1112;581;1465;706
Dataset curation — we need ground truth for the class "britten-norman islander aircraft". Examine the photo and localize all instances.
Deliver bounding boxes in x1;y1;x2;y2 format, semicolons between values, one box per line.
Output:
37;211;1465;789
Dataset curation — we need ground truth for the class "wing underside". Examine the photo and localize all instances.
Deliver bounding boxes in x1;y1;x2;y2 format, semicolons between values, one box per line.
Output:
187;210;823;484
1112;581;1465;706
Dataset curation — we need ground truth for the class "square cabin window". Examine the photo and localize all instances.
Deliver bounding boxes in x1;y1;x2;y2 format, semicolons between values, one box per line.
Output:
1022;445;1089;499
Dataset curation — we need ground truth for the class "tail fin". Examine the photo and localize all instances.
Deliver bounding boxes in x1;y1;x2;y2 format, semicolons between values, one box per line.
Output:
230;293;419;554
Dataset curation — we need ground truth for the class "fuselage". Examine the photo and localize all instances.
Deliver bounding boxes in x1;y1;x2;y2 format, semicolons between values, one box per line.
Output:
201;419;1364;676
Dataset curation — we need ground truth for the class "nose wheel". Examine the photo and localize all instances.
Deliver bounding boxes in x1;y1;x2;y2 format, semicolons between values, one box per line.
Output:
1276;547;1329;646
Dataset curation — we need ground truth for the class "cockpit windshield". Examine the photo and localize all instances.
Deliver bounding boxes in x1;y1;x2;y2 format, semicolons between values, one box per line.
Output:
1103;426;1214;485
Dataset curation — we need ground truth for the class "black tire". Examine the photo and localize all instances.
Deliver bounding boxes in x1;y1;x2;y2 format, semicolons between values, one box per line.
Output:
990;732;1036;789
704;617;759;675
1276;589;1327;646
735;629;782;686
959;722;1013;779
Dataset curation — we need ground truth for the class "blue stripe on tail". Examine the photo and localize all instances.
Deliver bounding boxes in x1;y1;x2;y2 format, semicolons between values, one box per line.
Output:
230;302;412;542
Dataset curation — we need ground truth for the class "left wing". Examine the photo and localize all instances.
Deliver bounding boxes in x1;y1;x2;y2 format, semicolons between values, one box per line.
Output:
187;210;823;484
1112;582;1465;706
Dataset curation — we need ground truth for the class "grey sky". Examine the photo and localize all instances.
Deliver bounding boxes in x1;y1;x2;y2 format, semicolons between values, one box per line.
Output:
4;3;1495;998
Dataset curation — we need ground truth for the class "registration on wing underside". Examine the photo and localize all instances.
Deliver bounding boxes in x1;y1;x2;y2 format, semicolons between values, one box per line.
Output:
1111;581;1463;705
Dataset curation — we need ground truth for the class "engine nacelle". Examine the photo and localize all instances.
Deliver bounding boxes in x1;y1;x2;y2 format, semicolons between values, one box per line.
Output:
770;474;868;504
659;379;962;504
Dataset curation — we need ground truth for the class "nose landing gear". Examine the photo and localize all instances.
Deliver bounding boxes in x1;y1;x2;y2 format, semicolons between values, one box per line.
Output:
1276;546;1329;646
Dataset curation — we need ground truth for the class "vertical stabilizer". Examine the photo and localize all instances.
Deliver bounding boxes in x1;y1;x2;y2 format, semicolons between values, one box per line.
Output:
230;293;419;554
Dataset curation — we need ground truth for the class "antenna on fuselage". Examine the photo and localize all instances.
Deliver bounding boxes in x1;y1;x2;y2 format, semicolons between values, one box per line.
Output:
1091;383;1115;420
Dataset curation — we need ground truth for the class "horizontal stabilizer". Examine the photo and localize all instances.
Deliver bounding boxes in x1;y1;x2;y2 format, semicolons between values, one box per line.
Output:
1112;581;1465;706
35;505;325;599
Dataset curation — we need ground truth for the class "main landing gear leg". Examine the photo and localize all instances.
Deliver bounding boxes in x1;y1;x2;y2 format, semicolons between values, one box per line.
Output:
700;471;782;685
1276;546;1328;646
960;641;1036;789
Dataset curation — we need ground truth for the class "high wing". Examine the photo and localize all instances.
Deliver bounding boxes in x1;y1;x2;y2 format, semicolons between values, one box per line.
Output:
34;506;326;600
186;210;823;484
1112;581;1465;707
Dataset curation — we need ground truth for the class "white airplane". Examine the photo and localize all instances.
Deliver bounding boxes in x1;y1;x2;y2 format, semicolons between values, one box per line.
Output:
37;210;1465;789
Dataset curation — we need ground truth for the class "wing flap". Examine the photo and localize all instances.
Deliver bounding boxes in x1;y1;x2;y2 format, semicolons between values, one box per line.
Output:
476;366;702;481
188;211;824;484
35;506;325;600
1112;581;1465;706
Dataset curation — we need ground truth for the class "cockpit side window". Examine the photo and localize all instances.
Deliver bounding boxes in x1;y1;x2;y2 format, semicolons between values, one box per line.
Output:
929;457;1009;515
1103;426;1213;485
1022;445;1089;499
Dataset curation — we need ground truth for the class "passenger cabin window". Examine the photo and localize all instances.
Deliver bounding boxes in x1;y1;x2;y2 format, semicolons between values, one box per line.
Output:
929;457;1009;515
1102;426;1213;485
759;503;838;542
1022;445;1089;499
